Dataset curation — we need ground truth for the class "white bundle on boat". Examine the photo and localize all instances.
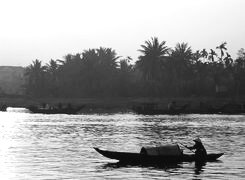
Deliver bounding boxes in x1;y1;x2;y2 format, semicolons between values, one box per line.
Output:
140;144;182;156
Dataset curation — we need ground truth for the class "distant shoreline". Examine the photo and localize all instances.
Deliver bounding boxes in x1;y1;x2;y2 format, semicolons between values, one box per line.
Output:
1;96;244;113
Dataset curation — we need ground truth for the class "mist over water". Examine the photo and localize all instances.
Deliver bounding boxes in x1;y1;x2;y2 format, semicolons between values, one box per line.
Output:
0;111;244;179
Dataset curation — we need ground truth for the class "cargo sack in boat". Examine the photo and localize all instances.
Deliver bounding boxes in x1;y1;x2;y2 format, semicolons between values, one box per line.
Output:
140;144;182;156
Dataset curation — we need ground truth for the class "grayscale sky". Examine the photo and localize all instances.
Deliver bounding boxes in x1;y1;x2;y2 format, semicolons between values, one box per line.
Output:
0;0;245;66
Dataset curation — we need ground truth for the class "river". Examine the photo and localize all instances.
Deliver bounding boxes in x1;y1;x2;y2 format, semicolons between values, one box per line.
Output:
0;109;244;179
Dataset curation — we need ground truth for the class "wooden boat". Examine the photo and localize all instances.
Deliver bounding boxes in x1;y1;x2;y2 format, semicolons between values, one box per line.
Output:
94;148;224;164
28;105;85;114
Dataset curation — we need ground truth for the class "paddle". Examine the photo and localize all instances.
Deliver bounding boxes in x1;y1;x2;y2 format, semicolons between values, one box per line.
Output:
178;142;195;153
170;138;195;153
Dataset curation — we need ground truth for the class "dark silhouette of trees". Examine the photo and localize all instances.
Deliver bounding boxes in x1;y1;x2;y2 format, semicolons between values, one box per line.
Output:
137;37;169;81
201;49;208;59
216;42;227;61
57;53;83;97
23;38;245;98
208;49;217;62
45;59;59;97
95;47;120;96
79;47;120;96
169;43;193;96
136;37;170;96
25;59;47;97
117;56;134;96
233;48;245;97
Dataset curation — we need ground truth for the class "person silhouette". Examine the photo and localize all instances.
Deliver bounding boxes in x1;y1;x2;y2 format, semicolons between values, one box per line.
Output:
187;138;207;161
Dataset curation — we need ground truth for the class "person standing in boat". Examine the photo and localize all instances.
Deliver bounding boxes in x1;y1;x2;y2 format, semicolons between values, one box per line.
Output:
187;138;207;161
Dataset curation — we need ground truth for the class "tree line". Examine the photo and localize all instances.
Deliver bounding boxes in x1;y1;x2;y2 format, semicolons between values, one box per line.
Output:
24;37;245;98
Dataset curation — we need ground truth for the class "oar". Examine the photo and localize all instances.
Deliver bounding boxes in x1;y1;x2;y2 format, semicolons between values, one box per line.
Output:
178;142;195;153
171;138;195;153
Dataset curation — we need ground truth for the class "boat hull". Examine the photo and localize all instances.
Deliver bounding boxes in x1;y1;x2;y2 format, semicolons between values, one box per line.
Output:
94;148;223;164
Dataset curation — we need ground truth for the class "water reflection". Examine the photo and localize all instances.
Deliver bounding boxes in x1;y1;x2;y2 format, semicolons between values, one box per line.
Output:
98;158;223;178
194;161;206;175
98;155;208;177
101;162;183;170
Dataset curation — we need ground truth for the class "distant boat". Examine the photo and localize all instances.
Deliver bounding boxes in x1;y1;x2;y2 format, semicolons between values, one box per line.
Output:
94;145;224;165
28;105;85;114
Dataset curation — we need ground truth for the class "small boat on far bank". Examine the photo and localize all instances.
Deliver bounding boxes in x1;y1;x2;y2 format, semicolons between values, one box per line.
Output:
28;105;85;114
94;145;224;165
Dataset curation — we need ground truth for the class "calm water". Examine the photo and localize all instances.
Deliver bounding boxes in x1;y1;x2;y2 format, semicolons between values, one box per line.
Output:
0;109;244;179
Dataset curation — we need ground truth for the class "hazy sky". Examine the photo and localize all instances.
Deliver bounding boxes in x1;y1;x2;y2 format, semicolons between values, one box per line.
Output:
0;0;245;66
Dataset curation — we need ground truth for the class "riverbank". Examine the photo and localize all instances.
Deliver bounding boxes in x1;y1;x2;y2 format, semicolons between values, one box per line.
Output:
1;96;244;113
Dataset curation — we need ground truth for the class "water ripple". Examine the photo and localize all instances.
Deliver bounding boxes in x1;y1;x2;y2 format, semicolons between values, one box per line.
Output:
0;112;244;179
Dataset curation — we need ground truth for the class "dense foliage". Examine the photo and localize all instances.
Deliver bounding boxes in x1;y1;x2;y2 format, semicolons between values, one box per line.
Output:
24;38;245;98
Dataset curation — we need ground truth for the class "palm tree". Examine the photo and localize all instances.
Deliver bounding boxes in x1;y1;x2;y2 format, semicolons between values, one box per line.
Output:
171;43;192;61
237;48;245;59
233;50;245;97
25;59;46;97
82;49;98;67
170;43;193;75
46;59;58;74
170;42;193;95
216;42;227;61
119;56;132;73
55;53;83;97
81;49;100;95
201;49;208;60
224;52;233;67
208;48;225;95
80;48;120;96
137;37;169;81
96;47;121;96
117;56;134;96
96;47;120;70
193;50;202;63
45;59;60;96
208;49;217;62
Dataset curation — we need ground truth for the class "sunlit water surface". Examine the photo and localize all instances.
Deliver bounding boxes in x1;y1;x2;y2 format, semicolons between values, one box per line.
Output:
0;110;244;179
